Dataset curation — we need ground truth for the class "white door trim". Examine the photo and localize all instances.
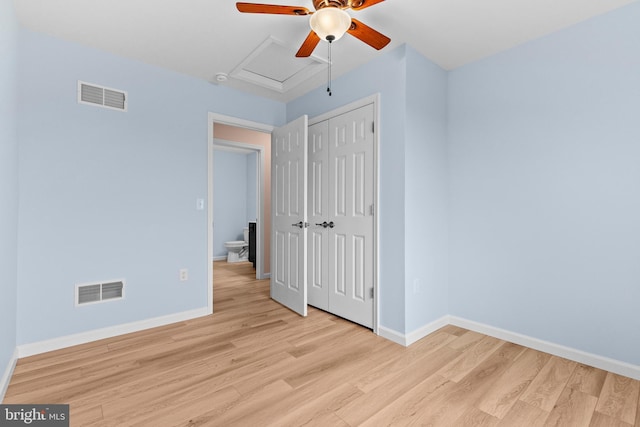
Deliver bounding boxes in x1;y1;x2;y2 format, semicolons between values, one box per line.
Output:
309;94;381;335
207;112;275;314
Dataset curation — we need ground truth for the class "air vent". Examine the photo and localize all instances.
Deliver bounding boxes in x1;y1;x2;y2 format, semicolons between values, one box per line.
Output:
76;280;125;306
78;81;127;111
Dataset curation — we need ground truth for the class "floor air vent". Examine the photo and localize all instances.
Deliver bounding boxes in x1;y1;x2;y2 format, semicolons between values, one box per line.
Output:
78;81;127;111
76;280;125;306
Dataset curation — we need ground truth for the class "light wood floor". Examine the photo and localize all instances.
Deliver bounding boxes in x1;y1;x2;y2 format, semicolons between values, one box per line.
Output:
4;261;640;426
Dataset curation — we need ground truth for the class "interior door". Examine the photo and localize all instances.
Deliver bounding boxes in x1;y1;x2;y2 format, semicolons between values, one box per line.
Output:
328;104;375;328
271;115;309;316
307;120;330;311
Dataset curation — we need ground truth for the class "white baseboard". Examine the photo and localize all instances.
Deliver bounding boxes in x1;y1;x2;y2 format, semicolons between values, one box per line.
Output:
17;307;210;358
377;315;639;380
449;316;640;381
0;347;19;401
377;325;408;346
406;316;451;346
212;256;227;261
378;316;450;347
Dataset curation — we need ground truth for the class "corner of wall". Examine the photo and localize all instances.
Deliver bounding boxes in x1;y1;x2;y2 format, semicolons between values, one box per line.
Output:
0;348;19;401
0;0;20;404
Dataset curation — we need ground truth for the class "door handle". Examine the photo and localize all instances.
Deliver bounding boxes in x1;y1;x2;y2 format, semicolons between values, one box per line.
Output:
291;221;309;229
312;221;334;228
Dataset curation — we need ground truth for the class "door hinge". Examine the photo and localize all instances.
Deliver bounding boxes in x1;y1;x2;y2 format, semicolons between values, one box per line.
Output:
370;288;374;299
371;122;375;133
369;204;374;216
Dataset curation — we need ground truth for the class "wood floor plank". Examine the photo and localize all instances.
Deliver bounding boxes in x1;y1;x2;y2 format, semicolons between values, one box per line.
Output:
438;324;468;336
498;400;550;426
448;330;486;351
352;330;457;393
3;260;639;426
70;404;103;426
451;406;500;427
436;335;504;382
636;391;640;426
268;382;362;426
478;347;552;418
589;412;633;427
519;355;578;411
569;364;609;397
595;372;640;425
98;361;216;419
122;384;246;427
358;374;454;426
410;345;515;426
495;341;527;361
336;346;460;425
543;386;598;427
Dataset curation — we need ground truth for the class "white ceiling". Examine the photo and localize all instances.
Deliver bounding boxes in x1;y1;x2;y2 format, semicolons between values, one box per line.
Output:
14;0;637;102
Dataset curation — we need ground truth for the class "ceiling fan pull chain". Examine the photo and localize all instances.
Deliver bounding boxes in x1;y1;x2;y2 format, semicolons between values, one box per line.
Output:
327;38;333;96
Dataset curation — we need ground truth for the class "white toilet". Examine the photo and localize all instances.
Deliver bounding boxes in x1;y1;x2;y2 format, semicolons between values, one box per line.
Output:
224;227;249;263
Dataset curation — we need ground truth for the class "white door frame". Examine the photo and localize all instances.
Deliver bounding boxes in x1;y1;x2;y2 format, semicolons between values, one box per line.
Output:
207;93;380;334
308;93;380;334
207;112;274;313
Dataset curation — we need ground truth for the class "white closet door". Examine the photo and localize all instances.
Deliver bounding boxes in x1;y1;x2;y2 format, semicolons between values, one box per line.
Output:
271;115;308;316
307;120;330;311
328;104;375;328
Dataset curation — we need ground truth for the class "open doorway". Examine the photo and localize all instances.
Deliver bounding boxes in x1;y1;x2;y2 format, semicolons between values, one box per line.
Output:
212;143;259;264
207;113;274;313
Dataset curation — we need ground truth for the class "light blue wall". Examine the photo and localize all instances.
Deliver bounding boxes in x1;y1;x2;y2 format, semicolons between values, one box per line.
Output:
288;45;450;334
448;3;640;365
7;0;639;373
213;150;251;257
404;48;449;332
0;0;19;392
16;28;285;345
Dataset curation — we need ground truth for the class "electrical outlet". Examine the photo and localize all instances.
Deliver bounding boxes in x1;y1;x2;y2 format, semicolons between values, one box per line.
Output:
179;268;189;282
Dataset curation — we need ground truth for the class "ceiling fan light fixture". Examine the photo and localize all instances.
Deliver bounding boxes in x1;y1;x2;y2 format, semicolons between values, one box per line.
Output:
309;7;351;42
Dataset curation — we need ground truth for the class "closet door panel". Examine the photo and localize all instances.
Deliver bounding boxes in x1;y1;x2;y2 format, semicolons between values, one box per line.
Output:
271;115;308;316
328;104;375;328
307;121;329;310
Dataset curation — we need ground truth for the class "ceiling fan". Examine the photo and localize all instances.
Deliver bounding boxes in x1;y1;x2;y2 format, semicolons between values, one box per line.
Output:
236;1;391;57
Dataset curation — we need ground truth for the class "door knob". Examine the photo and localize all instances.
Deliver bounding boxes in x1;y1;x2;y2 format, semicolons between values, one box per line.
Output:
292;221;303;228
328;221;335;228
315;222;329;228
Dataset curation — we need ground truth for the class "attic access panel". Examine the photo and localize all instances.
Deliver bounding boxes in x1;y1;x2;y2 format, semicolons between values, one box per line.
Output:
231;37;327;93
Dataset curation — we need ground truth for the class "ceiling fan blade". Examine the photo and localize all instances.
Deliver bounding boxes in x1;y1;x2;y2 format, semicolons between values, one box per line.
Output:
350;0;385;11
347;18;391;50
236;2;311;15
296;31;321;57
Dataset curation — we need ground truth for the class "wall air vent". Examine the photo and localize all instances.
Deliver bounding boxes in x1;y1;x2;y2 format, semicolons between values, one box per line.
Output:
78;81;127;112
76;280;125;306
